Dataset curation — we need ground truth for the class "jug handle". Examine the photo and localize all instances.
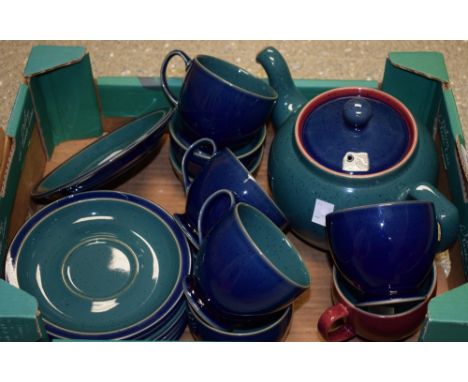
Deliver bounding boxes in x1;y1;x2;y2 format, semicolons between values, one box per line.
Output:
181;138;217;193
317;303;355;342
402;182;459;252
160;49;192;105
197;189;236;247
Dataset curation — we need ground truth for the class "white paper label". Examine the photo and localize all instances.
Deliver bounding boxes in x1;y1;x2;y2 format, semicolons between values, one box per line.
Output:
311;199;335;226
342;152;369;172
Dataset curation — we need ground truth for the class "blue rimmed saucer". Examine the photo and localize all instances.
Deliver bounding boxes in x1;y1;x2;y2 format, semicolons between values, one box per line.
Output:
187;302;292;342
5;191;191;340
168;141;264;187
31;109;173;204
169;111;267;171
131;298;187;341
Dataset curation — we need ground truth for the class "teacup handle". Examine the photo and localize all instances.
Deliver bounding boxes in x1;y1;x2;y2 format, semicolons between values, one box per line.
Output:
182;138;217;192
197;189;236;247
160;49;192;105
402;182;459;252
317;303;355;342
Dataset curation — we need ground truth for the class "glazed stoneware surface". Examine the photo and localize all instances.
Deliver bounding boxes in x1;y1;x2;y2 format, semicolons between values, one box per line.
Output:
169;111;267;174
168;140;264;186
32;109;173;204
187;303;293;342
160;50;277;146
298;92;413;175
175;140;287;248
256;46;459;251
317;265;437;341
5;191;191;340
131;298;187;341
193;203;310;317
169;126;265;183
326;201;438;299
183;274;290;330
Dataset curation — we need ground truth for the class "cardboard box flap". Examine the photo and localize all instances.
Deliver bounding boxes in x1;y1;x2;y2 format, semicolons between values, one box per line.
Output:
23;45;87;78
388;51;449;85
1;83;34;199
428;282;468;323
23;46;102;157
0;279;46;341
382;52;445;133
419;283;468;341
0;84;36;273
439;88;468;278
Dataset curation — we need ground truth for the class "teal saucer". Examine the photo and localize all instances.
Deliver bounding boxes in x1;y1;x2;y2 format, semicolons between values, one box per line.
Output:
5;191;191;339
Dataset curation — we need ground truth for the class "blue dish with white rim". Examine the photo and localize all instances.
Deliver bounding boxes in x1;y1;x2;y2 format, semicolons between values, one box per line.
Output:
5;191;191;340
168;135;265;186
169;110;266;179
31;108;173;204
187;302;292;342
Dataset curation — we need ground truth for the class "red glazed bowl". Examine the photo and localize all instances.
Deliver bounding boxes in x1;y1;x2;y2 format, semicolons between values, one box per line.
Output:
317;264;437;341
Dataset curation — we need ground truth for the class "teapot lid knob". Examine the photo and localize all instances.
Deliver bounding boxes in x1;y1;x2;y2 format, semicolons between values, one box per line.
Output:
343;97;372;128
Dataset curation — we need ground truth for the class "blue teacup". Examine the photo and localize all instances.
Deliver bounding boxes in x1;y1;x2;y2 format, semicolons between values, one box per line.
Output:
160;50;278;147
192;197;310;317
174;138;288;249
326;201;439;300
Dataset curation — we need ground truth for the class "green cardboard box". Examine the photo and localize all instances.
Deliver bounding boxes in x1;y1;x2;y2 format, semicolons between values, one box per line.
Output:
0;45;467;341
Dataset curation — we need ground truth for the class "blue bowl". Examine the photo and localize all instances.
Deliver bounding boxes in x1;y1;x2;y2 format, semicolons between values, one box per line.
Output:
5;191;191;340
32;109;173;204
326;201;438;299
187;303;292;342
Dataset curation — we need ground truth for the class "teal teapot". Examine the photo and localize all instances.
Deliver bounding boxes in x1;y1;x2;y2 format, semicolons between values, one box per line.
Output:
256;47;459;251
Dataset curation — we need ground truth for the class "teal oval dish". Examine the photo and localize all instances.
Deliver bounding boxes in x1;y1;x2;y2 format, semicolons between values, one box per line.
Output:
5;191;191;340
31;109;173;204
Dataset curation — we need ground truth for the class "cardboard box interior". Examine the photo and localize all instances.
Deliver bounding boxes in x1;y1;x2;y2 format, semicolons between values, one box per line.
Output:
1;46;467;341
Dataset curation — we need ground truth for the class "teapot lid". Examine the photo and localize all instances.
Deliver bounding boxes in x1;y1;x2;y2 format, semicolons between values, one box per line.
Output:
295;87;418;178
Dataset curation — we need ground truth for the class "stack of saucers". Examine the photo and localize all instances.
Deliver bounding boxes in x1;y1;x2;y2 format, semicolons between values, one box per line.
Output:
5;191;191;341
168;112;266;183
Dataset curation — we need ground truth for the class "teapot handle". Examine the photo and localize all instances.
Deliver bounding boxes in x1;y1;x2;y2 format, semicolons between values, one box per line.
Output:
402;182;459;252
181;138;217;193
197;189;236;247
160;49;192;105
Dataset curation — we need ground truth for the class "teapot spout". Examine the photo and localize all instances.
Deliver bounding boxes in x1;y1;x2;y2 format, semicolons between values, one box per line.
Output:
256;47;306;130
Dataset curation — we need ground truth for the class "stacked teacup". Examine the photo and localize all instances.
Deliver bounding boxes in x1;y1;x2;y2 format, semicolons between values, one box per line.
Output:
173;139;310;340
173;141;312;340
160;49;311;341
160;49;276;182
183;189;310;341
319;201;441;341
